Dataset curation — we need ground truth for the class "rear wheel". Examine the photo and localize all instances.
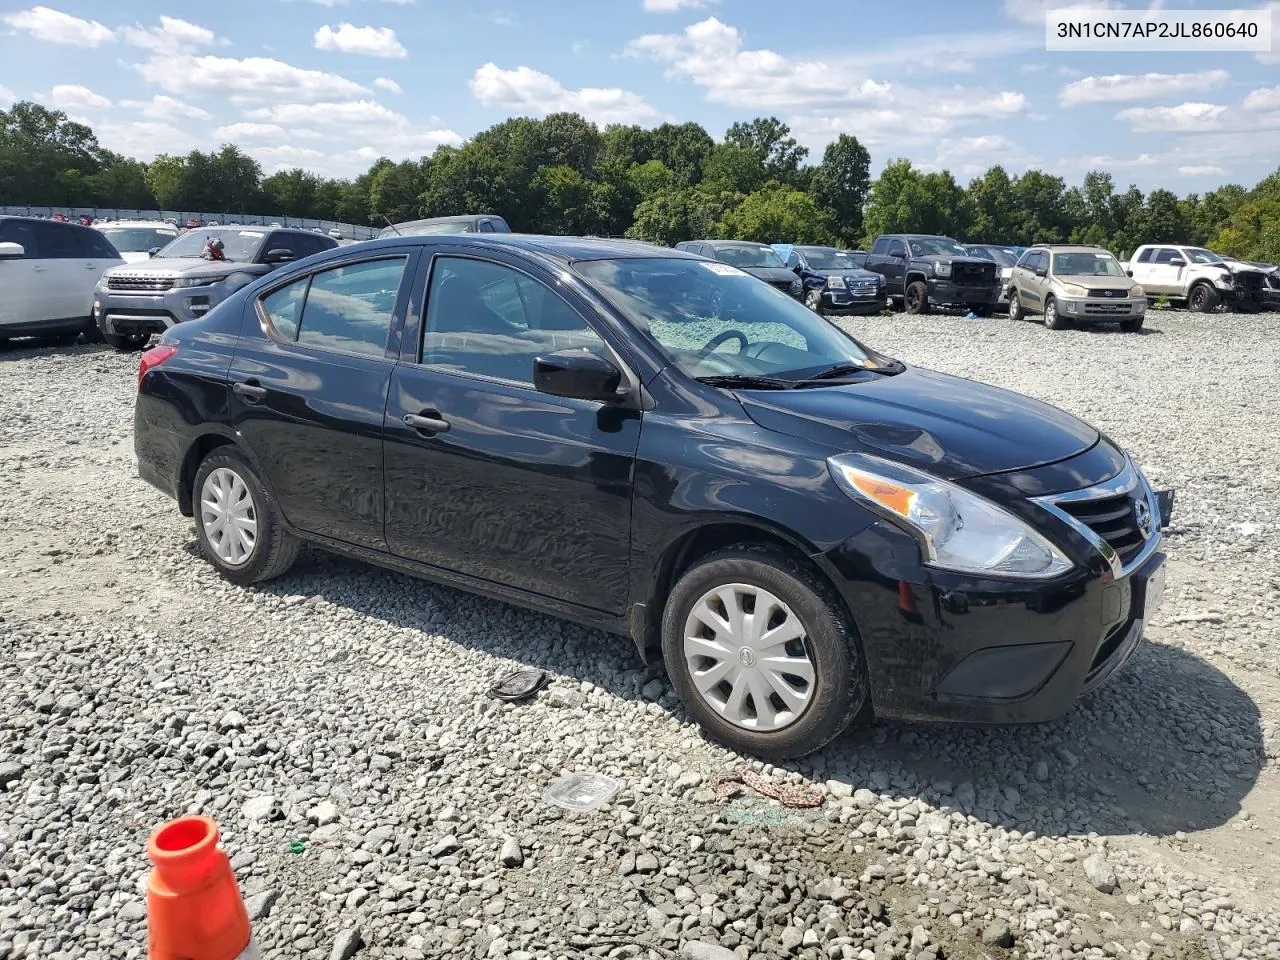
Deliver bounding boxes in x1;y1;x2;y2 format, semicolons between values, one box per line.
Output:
661;544;869;760
104;331;151;352
193;449;299;586
1043;296;1070;330
904;280;930;315
1189;282;1219;313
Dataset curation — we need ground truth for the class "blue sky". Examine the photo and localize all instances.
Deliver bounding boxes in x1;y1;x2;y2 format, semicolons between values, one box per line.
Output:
1;0;1278;191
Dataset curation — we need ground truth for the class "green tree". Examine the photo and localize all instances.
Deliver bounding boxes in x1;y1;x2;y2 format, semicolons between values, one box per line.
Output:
810;134;871;245
649;122;714;185
716;181;833;244
535;164;593;234
263;168;323;219
966;166;1016;242
626;186;718;245
145;154;187;209
1009;170;1068;244
87;157;156;209
626;159;676;201
1143;188;1188;244
0;101;107;204
369;159;426;224
700;143;766;195
724;117;808;183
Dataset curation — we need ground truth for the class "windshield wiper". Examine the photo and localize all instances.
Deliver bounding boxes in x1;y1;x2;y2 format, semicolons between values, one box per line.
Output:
695;374;794;390
799;362;872;382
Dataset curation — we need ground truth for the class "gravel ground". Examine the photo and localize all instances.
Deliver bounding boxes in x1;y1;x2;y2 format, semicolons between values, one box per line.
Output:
1;309;1279;960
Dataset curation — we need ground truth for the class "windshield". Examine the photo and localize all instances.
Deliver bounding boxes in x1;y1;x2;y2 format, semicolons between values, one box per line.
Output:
380;221;476;239
799;248;862;270
1052;252;1126;277
968;246;1018;267
100;227;178;252
1184;247;1224;264
157;228;267;262
908;237;967;257
712;245;785;269
574;257;872;381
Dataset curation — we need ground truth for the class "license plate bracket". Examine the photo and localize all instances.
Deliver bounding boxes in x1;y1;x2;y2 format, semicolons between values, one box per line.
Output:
1155;489;1175;527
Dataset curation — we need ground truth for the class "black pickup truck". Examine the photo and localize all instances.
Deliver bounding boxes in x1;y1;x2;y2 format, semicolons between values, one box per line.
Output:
854;234;1001;315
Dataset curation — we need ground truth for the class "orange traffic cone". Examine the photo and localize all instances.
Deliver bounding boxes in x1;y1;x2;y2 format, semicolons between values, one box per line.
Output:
146;815;260;960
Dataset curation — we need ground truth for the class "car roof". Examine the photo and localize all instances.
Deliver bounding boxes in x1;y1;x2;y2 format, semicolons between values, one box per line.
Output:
700;239;771;248
795;245;840;252
393;214;500;228
98;220;178;229
1036;244;1113;252
344;233;695;264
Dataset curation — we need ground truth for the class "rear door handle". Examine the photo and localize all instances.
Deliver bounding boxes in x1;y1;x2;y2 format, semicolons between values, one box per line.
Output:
232;381;267;402
403;412;450;434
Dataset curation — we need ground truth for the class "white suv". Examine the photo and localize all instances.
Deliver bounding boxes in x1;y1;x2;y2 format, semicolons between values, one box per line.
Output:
0;216;123;343
96;221;180;264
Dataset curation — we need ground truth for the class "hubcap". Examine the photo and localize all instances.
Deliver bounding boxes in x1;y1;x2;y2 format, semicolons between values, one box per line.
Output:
682;583;816;732
200;467;258;566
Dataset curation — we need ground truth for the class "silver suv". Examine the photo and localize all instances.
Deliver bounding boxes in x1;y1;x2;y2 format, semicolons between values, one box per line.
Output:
1007;245;1147;333
94;227;337;350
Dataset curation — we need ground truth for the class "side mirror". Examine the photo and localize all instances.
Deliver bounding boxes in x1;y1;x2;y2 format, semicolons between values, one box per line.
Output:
888;250;904;259
792;264;803;274
1034;267;1048;278
264;248;295;264
533;349;623;403
148;247;161;258
1125;269;1134;277
1168;257;1186;268
0;241;24;259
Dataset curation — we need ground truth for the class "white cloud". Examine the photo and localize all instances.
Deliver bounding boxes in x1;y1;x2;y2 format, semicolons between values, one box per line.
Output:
374;76;403;94
1259;2;1280;64
246;99;405;128
571;40;589;56
470;63;660;125
1060;70;1229;106
47;84;111;110
135;54;369;102
242;100;462;164
1115;102;1229;133
1243;86;1280;111
1178;165;1226;175
118;94;212;120
643;0;716;10
94;121;203;160
1073;152;1164;170
0;5;113;46
313;23;407;58
0;85;15;107
119;15;215;53
214;122;288;141
1001;0;1118;26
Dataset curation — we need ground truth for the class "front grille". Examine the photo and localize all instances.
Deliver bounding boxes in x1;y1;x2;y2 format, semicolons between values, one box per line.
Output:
107;276;174;293
1083;302;1134;315
1056;492;1147;565
1085;288;1129;298
850;279;879;294
953;262;995;286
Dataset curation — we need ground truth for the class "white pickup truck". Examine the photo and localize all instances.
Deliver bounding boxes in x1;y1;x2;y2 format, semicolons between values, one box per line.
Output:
1125;244;1269;313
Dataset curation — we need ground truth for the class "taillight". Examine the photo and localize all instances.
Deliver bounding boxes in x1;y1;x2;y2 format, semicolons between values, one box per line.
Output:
138;344;178;390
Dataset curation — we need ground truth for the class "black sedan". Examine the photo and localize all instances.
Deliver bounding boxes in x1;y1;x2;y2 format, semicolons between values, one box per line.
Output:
134;235;1170;759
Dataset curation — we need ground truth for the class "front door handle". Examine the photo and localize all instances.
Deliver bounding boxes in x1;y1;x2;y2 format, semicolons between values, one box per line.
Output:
232;380;267;402
403;412;450;433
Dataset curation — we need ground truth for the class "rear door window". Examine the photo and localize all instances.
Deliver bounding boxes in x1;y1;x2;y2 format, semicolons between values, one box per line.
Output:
295;257;408;357
1153;248;1179;264
33;222;84;258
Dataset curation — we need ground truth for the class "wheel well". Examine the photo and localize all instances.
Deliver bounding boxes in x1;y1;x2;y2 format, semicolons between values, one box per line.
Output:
638;522;837;657
177;435;236;516
905;273;928;286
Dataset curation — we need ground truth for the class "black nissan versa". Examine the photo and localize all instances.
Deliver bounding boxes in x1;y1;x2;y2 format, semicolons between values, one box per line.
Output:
134;235;1172;759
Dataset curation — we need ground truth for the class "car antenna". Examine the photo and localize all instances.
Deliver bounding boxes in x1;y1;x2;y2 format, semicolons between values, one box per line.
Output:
382;216;402;236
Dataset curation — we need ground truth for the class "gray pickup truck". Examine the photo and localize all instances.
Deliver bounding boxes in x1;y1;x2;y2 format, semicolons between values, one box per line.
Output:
854;234;1001;315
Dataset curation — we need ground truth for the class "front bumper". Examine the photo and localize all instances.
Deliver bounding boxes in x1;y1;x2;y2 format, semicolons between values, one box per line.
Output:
94;283;230;336
1059;297;1147;321
818;460;1169;724
822;288;887;315
929;280;1000;305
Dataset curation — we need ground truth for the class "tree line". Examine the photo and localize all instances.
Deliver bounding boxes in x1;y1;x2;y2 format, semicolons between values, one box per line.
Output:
3;99;1278;262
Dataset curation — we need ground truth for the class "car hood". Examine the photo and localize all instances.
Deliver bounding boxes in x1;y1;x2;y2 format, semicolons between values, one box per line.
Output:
102;258;268;278
118;251;152;264
810;266;881;281
741;266;799;284
737;366;1098;480
1057;273;1138;289
912;254;989;266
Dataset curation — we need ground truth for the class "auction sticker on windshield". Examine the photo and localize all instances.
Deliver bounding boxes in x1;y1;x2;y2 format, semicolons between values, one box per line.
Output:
700;262;749;277
240;231;264;237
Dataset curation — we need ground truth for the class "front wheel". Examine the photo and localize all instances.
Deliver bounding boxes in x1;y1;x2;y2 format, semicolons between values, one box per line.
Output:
1043;296;1070;330
1008;290;1024;322
804;288;824;316
193;449;300;586
661;545;869;760
904;280;930;315
1189;282;1219;313
103;331;151;352
1119;315;1145;333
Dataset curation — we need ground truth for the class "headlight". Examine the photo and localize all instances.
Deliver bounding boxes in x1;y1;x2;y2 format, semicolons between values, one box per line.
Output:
826;275;847;289
934;262;952;278
1131;284;1146;298
172;276;228;289
877;275;885;287
789;278;802;295
827;453;1073;579
1060;283;1087;297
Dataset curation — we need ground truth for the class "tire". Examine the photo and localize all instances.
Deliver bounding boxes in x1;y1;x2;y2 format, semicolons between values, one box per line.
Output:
192;449;300;586
1119;314;1144;333
804;288;824;316
661;544;869;760
103;331;151;352
904;280;930;315
1007;290;1024;322
82;320;104;344
1189;282;1219;313
1043;296;1070;330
